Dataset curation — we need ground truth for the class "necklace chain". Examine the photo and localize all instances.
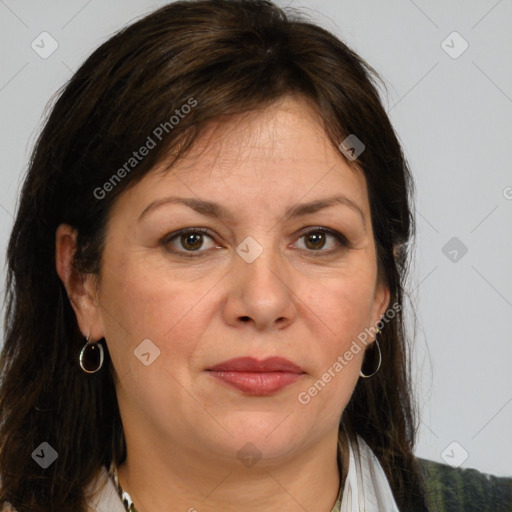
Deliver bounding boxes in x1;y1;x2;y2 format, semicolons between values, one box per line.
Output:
109;462;139;512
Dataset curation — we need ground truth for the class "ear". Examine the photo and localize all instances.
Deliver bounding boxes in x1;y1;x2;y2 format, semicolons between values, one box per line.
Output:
55;224;105;341
371;278;391;337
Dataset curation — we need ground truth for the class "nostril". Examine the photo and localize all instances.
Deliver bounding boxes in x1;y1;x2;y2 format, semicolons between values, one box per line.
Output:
240;316;251;322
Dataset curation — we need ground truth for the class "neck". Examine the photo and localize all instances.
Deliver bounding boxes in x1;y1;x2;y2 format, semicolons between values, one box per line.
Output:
116;429;344;512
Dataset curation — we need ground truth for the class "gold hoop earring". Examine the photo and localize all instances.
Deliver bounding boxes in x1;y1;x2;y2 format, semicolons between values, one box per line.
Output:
79;335;104;374
360;328;382;378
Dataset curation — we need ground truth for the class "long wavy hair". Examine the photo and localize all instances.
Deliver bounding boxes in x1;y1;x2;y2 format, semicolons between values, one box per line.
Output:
0;1;428;510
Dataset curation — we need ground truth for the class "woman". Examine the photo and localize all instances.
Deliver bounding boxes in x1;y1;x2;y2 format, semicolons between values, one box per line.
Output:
0;0;429;510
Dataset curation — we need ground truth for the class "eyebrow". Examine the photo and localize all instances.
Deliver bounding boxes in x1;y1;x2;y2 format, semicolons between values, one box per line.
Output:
138;194;365;226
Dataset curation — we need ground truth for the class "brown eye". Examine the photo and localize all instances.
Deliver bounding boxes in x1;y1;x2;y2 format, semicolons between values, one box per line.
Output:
180;232;204;251
162;228;217;256
304;231;327;250
295;228;349;255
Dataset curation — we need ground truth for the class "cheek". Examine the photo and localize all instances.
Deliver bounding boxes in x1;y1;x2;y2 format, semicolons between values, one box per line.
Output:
98;253;213;379
293;264;376;408
303;266;377;347
98;262;217;430
294;274;375;421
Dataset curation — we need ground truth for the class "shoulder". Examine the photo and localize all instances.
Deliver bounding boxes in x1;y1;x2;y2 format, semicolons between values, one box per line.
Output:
418;458;512;511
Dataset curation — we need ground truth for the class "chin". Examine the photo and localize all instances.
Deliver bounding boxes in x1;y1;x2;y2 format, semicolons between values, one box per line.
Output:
201;413;311;464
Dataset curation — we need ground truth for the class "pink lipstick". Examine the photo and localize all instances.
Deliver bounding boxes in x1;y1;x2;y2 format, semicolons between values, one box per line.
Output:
207;356;305;395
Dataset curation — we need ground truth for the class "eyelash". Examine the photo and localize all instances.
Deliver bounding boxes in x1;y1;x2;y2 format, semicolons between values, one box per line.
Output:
161;227;351;258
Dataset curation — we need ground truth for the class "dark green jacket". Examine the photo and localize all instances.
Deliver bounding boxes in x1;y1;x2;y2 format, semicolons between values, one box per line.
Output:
419;459;512;512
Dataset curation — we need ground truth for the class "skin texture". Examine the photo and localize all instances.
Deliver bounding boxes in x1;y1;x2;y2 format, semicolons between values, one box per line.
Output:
56;95;390;511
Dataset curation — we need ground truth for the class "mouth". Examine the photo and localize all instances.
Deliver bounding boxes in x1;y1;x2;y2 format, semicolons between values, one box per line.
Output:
206;357;306;396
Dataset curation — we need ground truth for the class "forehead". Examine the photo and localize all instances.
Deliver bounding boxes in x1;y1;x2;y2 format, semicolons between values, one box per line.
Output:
119;96;370;219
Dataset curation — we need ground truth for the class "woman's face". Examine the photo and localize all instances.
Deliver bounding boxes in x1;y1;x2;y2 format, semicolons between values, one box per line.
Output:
83;96;389;463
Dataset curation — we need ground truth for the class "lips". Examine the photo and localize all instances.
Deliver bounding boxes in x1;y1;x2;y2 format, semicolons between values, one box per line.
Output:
208;356;304;373
207;357;305;396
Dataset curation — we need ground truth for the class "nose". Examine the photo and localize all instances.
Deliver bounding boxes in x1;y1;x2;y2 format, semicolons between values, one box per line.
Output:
222;243;297;331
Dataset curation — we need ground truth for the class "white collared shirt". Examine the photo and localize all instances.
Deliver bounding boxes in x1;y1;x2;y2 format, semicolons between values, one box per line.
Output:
337;436;400;511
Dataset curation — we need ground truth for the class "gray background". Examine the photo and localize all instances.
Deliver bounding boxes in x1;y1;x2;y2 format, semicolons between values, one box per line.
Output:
1;0;511;477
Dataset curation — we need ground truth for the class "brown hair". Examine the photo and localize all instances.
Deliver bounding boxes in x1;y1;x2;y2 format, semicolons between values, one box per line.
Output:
0;1;428;510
